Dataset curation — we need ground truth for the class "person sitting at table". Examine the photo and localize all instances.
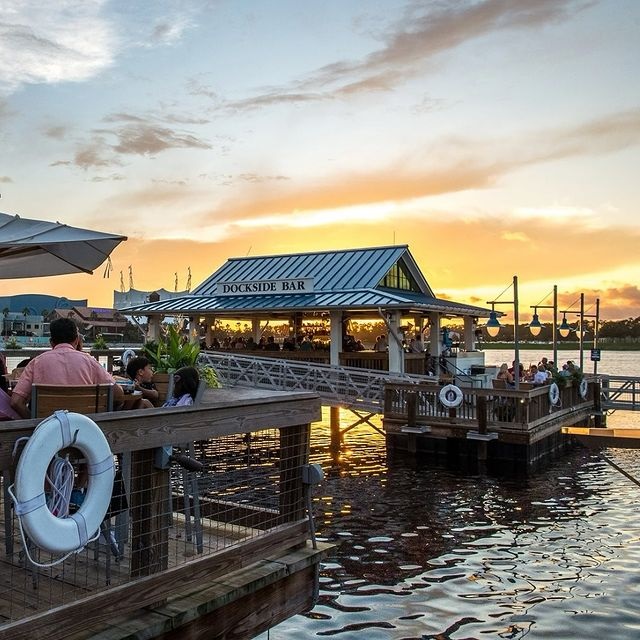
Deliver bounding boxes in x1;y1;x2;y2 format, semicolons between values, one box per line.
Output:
497;363;515;387
125;356;159;407
10;317;124;418
532;365;549;385
163;366;199;407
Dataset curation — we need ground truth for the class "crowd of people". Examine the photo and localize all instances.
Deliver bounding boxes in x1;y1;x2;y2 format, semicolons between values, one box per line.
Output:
496;357;581;387
0;317;200;420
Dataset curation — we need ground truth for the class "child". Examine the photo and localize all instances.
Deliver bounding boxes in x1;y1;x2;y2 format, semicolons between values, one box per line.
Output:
163;366;199;407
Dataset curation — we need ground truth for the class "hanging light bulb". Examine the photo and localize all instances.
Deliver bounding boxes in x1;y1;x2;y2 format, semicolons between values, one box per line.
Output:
529;311;542;337
485;310;501;338
558;313;572;338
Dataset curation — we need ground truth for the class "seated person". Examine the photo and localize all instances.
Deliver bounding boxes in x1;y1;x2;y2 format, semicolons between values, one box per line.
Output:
125;356;160;407
496;362;514;386
532;365;549;385
10;318;124;418
163;366;200;407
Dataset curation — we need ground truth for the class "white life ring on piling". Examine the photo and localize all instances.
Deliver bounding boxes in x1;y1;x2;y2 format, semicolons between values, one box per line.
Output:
439;384;463;409
549;382;560;406
121;348;136;368
12;411;114;555
579;378;588;399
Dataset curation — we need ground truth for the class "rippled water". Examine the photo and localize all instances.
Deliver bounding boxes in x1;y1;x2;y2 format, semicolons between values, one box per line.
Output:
259;351;640;639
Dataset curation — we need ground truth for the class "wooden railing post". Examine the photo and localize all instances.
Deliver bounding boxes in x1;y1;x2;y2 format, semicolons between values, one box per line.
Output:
477;395;487;435
593;380;603;427
130;449;169;578
406;391;417;428
279;424;309;523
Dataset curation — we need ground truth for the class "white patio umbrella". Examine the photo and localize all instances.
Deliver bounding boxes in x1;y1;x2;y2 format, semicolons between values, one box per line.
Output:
0;212;126;279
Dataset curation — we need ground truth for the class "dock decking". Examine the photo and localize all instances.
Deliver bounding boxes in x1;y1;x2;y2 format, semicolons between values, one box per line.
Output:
383;379;598;471
0;388;326;640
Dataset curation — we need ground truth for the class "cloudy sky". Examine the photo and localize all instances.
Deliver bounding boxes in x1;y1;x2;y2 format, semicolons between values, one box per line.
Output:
1;0;638;321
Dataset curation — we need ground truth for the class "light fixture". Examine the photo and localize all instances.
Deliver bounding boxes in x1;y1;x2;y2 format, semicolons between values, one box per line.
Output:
485;310;501;338
558;314;572;338
485;275;520;389
528;311;542;337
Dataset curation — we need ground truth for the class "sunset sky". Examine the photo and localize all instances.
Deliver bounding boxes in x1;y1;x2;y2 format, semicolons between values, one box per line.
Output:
1;0;639;322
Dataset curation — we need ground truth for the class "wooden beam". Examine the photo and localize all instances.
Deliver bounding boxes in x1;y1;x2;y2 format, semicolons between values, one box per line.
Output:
0;521;310;640
0;390;321;468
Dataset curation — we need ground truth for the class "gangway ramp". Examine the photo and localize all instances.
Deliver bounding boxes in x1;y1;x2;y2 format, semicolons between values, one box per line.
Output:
601;375;640;411
198;351;433;412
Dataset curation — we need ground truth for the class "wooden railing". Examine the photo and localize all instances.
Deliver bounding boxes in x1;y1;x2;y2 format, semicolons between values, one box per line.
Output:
600;375;640;410
208;349;428;374
383;380;596;434
0;388;321;639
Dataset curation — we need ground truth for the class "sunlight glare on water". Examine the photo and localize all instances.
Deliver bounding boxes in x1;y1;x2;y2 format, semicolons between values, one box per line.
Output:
259;351;640;639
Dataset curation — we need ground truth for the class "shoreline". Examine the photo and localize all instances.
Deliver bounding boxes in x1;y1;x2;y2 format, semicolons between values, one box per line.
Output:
479;342;639;351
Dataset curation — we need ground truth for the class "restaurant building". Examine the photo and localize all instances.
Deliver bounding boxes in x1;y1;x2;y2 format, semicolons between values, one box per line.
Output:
123;245;495;374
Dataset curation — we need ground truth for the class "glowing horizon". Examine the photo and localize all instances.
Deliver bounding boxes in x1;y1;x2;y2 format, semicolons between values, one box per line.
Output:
1;1;638;320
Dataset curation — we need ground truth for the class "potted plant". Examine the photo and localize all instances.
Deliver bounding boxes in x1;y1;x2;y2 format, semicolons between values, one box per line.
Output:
143;325;220;401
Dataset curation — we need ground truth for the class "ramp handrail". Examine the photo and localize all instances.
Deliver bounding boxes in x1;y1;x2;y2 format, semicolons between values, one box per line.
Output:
199;350;435;411
600;375;640;411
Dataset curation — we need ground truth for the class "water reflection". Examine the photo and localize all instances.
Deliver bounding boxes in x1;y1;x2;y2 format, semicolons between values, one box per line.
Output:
259;407;640;639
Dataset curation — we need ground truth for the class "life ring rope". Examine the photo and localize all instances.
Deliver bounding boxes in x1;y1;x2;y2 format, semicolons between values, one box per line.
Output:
439;384;464;409
122;348;137;368
579;378;588;399
10;410;114;563
549;382;561;407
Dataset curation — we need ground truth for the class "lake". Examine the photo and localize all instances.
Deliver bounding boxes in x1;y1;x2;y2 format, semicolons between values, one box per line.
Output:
259;350;640;639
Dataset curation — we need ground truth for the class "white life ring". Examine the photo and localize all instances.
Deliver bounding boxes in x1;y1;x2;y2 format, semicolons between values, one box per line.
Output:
12;411;114;555
579;378;588;399
549;382;560;406
121;348;137;368
439;384;464;408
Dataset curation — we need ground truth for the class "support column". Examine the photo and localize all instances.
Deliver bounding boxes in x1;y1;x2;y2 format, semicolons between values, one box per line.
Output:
429;313;441;357
329;310;342;367
147;316;161;342
205;317;213;348
387;310;404;374
252;318;261;343
463;317;475;351
189;317;198;344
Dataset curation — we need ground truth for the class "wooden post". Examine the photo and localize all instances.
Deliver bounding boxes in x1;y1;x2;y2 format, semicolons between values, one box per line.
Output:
477;395;487;435
130;449;169;578
406;391;417;428
476;395;488;465
329;406;341;452
279;424;309;523
593;380;603;427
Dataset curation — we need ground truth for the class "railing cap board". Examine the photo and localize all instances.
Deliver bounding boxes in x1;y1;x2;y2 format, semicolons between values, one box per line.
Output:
0;389;321;466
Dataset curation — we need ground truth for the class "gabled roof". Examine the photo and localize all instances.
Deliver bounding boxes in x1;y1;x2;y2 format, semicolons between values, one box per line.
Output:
123;245;492;318
193;245;434;296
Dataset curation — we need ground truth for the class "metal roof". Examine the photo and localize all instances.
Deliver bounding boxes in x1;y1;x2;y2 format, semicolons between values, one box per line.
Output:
122;245;492;318
193;245;433;296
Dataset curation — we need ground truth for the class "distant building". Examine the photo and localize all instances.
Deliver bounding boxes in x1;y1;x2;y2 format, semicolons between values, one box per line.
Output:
47;307;128;340
113;288;189;310
0;294;87;338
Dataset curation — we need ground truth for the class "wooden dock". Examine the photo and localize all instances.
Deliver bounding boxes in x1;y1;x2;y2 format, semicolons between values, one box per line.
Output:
0;388;327;639
383;379;599;472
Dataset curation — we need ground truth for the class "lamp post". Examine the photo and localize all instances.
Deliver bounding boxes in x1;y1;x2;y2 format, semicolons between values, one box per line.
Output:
575;297;600;375
560;294;601;374
486;275;520;389
528;284;558;368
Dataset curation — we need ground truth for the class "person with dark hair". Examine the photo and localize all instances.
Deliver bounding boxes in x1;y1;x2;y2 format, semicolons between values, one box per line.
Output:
125;356;159;407
10;317;124;418
163;366;200;407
